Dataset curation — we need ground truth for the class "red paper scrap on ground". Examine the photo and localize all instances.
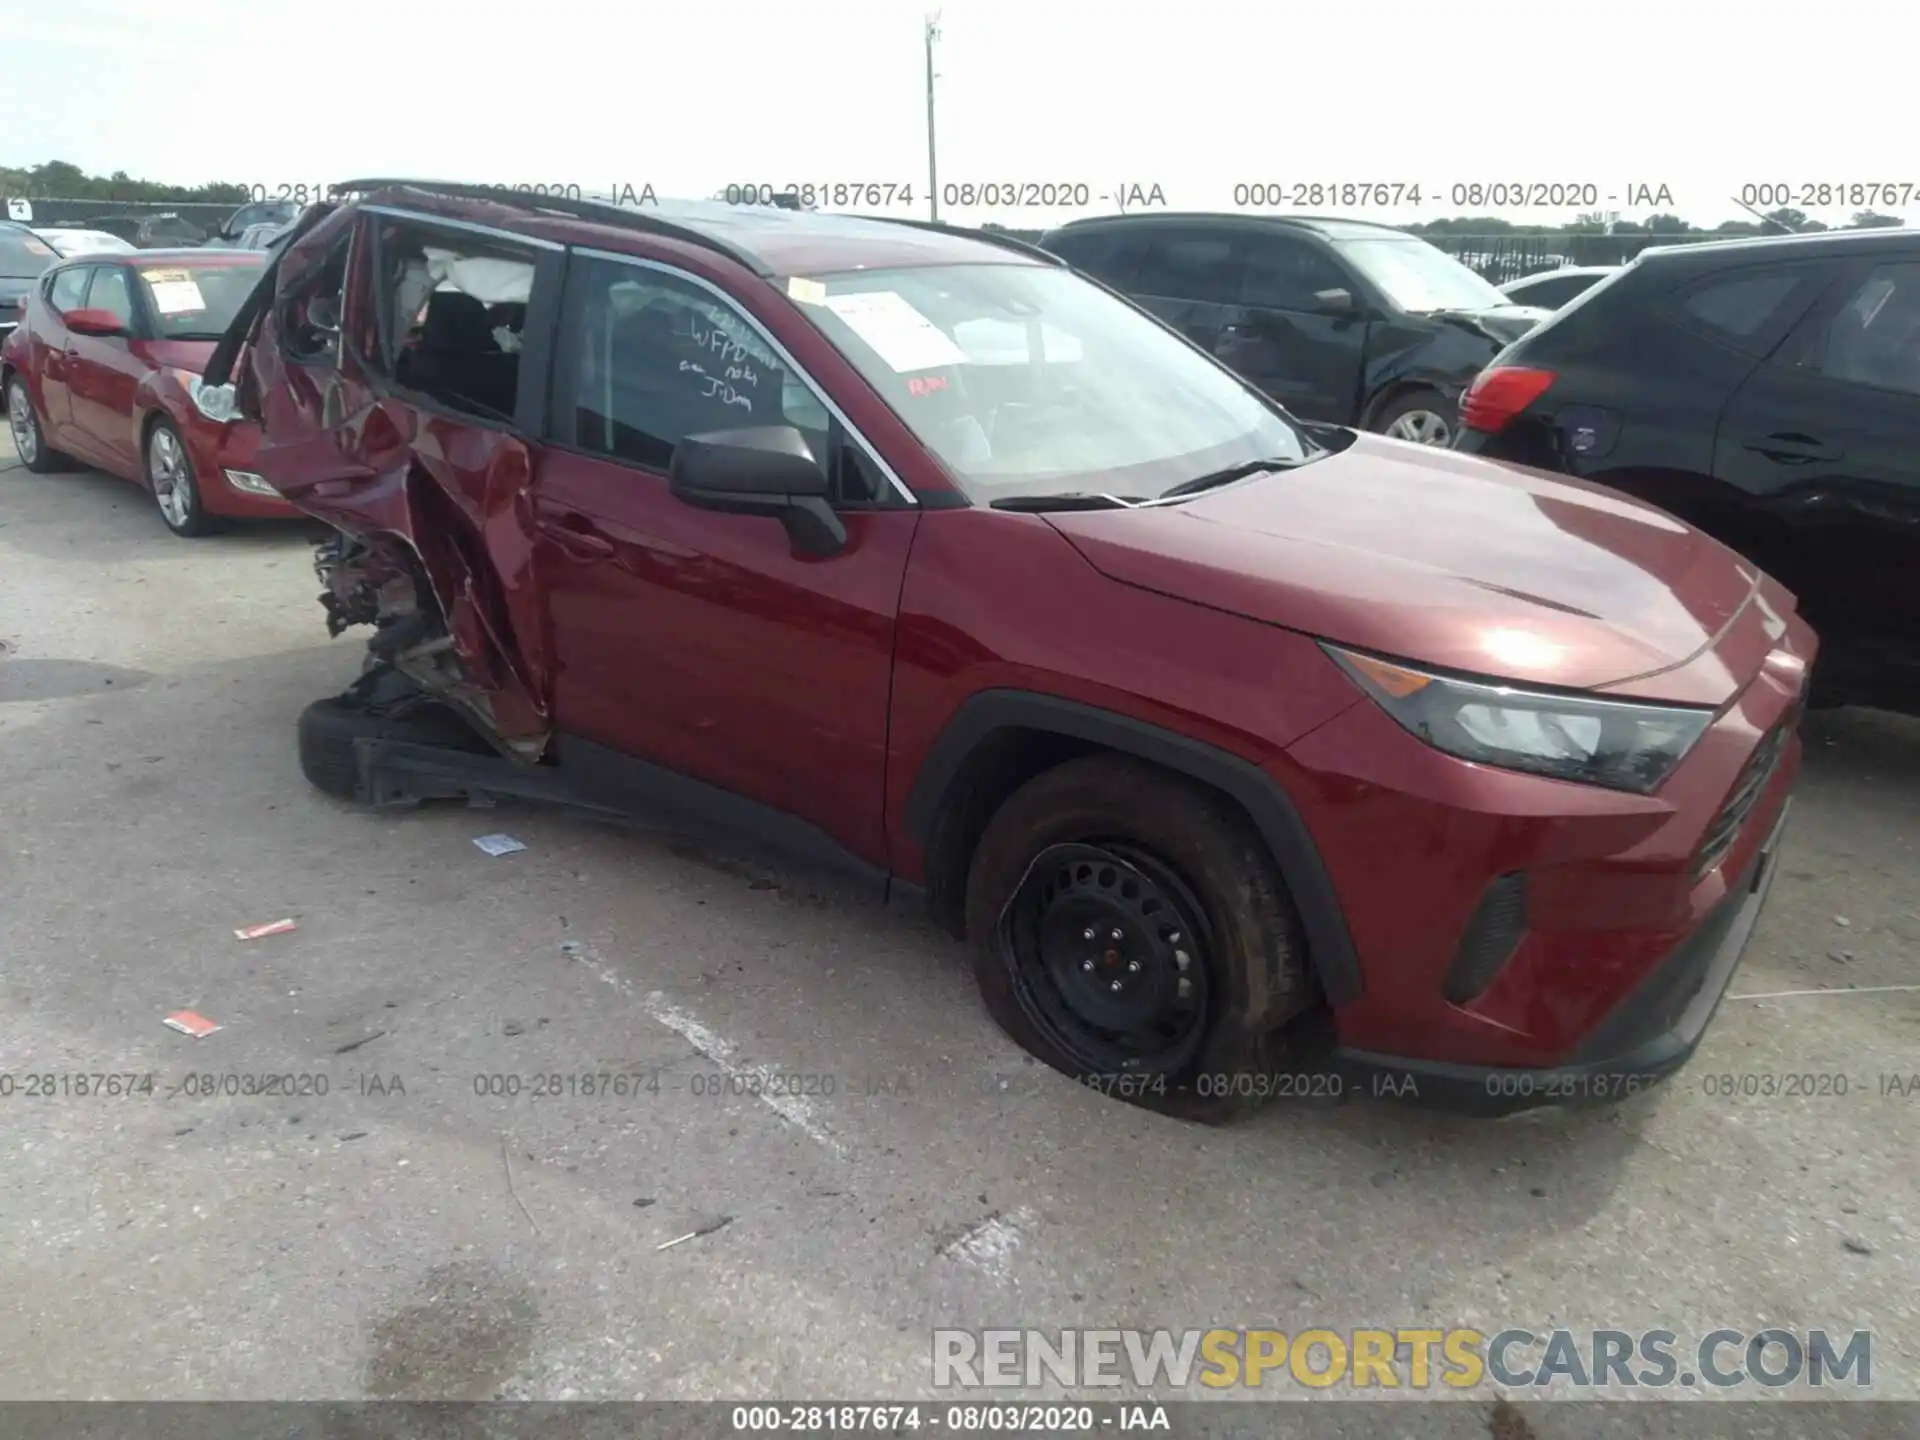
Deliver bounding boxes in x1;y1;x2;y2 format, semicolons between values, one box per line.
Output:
234;918;298;940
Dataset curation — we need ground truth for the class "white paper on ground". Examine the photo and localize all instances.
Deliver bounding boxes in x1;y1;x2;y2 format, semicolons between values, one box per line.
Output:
821;291;967;373
472;833;528;856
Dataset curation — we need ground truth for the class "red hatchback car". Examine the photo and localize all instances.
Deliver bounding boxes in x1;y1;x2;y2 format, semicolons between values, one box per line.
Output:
2;248;301;535
202;183;1812;1120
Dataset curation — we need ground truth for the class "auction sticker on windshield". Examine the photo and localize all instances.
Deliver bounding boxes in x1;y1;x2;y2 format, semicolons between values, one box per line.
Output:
822;290;967;372
141;270;206;314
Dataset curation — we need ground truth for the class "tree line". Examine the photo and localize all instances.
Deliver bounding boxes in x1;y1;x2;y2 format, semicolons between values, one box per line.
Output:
1;160;249;205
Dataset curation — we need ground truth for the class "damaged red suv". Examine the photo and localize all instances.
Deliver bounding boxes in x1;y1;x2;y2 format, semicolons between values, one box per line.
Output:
202;182;1812;1120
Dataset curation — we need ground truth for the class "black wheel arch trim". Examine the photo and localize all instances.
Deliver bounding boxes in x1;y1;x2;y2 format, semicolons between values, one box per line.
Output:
902;689;1365;1008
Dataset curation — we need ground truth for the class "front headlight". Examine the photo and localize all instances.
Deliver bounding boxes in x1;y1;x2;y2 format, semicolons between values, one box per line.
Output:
185;374;241;424
1322;644;1714;793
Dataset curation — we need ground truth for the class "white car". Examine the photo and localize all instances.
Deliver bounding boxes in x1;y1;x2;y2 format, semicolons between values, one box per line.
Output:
34;227;138;257
1498;265;1620;310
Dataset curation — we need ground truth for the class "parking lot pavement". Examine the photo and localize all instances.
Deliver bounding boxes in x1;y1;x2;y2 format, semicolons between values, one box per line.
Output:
1;439;1915;1412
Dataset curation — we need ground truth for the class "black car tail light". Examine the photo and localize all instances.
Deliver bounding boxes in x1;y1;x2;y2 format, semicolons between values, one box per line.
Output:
1442;872;1530;1004
1461;366;1557;433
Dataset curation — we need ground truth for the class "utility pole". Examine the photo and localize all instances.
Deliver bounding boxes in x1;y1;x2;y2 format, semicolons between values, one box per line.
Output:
925;12;942;222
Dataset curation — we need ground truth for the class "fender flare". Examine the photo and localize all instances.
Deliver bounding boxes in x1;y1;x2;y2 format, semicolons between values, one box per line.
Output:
902;689;1364;1007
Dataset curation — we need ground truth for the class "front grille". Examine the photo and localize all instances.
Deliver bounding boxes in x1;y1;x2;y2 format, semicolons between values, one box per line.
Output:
1694;707;1798;877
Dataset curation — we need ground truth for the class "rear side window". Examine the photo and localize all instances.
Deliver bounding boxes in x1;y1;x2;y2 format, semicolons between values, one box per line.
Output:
1048;229;1146;291
1805;261;1920;397
1133;229;1240;305
370;219;535;420
1678;271;1802;341
1046;229;1116;269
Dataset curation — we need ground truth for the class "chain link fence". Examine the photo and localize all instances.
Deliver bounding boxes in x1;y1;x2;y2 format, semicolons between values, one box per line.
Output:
1423;231;1736;285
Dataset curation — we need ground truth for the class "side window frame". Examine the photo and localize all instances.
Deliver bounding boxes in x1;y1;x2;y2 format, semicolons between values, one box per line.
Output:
48;264;94;315
1131;224;1244;306
1774;256;1920;397
546;247;913;510
1665;261;1838;359
83;264;138;333
351;207;563;434
1234;232;1355;312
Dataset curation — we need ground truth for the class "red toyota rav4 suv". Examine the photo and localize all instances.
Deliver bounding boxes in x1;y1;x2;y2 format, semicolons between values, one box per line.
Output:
200;183;1812;1121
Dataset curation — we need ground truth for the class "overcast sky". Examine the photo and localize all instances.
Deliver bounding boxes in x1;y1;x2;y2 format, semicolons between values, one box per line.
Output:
0;0;1905;230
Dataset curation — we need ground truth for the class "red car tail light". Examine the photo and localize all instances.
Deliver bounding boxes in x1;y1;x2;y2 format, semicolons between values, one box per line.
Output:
1461;366;1556;433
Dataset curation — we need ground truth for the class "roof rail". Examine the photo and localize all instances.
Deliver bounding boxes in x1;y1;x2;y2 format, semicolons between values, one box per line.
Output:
327;178;775;277
861;215;1065;264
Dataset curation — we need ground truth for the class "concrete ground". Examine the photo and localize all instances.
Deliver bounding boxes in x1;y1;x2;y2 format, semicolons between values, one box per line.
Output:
1;435;1915;1427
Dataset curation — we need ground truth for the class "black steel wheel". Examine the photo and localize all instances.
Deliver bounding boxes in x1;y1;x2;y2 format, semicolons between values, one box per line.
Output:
964;753;1315;1122
1000;840;1213;1077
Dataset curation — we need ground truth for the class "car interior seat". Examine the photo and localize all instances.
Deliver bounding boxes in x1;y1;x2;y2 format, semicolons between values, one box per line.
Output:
395;290;519;415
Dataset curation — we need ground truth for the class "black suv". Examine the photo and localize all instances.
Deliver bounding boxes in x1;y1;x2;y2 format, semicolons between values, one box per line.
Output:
1454;228;1920;714
1039;213;1547;447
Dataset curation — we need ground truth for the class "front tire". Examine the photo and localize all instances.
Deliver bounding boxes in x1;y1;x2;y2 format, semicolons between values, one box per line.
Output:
6;374;71;474
298;665;493;800
147;418;222;537
1371;388;1456;448
962;755;1313;1123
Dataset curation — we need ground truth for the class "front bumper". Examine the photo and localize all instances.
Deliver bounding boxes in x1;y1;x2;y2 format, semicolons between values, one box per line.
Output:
177;413;301;519
1333;799;1790;1116
200;465;302;519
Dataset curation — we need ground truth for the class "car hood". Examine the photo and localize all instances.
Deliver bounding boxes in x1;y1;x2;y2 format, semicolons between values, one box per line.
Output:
140;338;218;373
1042;434;1774;703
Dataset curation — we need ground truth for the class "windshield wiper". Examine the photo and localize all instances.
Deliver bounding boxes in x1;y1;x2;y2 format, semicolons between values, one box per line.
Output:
1156;458;1308;501
990;493;1145;512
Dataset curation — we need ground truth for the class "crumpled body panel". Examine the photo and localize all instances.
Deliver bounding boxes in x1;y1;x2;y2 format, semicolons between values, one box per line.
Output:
232;202;551;756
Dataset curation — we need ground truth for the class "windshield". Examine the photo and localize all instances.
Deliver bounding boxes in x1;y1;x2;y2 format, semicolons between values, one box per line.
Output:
134;260;266;340
788;263;1312;500
1337;237;1511;314
0;229;57;278
146;218;205;243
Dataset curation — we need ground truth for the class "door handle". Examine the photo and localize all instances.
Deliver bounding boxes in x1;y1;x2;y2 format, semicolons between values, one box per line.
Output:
1742;433;1842;464
550;518;614;559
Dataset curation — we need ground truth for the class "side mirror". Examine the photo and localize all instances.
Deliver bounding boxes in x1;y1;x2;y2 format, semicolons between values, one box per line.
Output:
63;308;127;338
1313;288;1357;314
307;294;342;332
669;425;845;557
